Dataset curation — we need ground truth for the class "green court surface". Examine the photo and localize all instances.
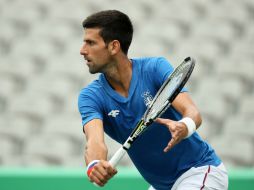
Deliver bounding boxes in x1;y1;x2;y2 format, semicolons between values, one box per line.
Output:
0;167;254;190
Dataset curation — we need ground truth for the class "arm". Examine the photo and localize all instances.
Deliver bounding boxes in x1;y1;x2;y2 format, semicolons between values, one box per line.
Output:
155;92;202;152
84;119;107;163
84;119;117;186
172;92;202;129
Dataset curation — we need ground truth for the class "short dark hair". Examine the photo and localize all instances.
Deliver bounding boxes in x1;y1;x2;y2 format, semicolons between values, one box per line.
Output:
82;10;133;54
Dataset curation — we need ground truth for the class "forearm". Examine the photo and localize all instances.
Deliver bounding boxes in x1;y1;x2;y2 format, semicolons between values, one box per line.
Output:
83;119;107;165
82;119;117;186
172;92;202;129
85;141;108;165
181;104;202;129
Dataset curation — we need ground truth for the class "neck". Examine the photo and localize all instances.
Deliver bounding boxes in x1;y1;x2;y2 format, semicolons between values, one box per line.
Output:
104;55;132;97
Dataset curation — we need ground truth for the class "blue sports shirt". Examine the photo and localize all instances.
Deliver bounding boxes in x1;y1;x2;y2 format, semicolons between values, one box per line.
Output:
78;57;221;190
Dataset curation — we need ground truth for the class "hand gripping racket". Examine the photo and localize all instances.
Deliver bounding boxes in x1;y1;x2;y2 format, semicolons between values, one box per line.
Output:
109;57;195;168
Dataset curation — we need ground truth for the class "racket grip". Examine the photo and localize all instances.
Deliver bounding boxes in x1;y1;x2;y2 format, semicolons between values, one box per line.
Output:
109;147;126;168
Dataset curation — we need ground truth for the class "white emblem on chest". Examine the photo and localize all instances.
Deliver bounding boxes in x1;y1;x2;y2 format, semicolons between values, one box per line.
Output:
141;90;153;107
108;110;120;117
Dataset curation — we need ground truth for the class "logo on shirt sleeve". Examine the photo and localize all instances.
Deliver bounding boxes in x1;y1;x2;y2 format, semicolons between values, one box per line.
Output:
108;110;120;118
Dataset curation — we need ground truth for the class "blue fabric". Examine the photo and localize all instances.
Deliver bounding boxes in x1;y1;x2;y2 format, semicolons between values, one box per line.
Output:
78;57;221;190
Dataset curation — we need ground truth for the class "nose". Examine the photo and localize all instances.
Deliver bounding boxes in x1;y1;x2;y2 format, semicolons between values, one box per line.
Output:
80;43;88;55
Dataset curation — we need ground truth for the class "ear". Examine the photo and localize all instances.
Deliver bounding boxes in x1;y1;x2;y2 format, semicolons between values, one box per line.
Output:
108;40;121;55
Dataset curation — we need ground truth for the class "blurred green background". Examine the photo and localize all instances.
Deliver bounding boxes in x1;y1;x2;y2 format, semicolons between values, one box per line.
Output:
1;167;254;190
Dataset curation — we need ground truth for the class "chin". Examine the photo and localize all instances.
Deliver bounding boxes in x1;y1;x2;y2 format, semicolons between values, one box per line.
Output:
89;68;98;74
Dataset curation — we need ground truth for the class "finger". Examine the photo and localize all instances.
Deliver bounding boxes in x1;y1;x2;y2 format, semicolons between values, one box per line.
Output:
163;140;173;152
113;168;118;174
89;165;111;186
164;137;178;152
90;168;105;182
155;118;169;125
96;165;112;181
106;166;118;177
100;161;117;178
89;171;106;187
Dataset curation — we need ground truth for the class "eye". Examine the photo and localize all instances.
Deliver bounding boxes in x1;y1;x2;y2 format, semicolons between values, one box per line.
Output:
86;40;95;46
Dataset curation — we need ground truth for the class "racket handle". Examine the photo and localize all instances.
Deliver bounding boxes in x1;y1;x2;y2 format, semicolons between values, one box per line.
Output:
109;147;126;168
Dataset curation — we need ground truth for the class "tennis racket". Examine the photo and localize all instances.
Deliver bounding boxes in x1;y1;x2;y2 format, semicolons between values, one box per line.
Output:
109;57;196;168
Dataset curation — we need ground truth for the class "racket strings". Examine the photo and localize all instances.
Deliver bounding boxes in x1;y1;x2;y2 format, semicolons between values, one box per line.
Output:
145;62;192;120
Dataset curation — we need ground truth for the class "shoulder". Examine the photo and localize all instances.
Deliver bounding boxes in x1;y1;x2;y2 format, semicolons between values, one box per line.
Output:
78;79;106;115
132;57;171;70
78;79;103;102
132;56;169;64
132;57;173;78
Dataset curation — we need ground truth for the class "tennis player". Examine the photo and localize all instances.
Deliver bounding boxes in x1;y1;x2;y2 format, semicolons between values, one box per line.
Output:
78;10;228;190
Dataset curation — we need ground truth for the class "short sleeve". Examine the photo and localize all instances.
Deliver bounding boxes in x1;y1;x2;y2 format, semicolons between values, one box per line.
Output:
78;88;103;127
154;57;188;92
154;57;174;86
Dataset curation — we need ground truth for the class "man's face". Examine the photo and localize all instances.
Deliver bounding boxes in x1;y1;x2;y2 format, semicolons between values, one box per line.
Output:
80;28;112;74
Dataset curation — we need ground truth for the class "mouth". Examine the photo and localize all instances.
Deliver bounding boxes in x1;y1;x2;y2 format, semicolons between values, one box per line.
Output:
84;57;92;65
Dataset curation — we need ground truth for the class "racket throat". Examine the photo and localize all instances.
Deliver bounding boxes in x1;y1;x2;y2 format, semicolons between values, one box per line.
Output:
122;137;133;150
